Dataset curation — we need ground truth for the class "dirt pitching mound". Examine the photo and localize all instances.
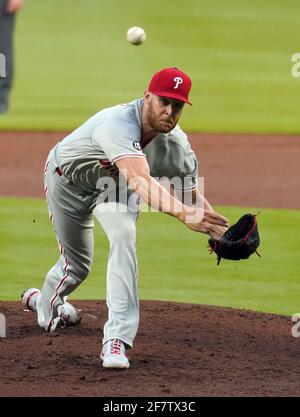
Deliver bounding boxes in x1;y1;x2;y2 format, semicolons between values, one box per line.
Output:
0;300;299;397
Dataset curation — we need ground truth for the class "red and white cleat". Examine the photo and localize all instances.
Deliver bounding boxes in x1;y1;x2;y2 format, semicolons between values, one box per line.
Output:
21;288;40;312
21;289;81;329
100;339;130;369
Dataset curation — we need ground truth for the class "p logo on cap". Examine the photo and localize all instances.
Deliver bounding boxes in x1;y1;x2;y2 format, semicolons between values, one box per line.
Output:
148;67;192;105
174;77;183;89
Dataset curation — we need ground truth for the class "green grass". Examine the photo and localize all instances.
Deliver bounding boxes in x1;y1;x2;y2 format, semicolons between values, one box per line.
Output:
0;0;299;133
0;198;299;315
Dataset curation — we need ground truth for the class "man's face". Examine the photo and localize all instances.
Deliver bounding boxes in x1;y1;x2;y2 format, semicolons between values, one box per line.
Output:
144;91;185;133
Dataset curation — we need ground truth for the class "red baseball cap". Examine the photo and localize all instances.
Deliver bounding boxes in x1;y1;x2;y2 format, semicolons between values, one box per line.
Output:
148;67;192;105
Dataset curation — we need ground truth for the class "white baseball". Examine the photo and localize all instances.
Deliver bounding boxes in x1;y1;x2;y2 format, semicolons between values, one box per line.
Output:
126;26;146;46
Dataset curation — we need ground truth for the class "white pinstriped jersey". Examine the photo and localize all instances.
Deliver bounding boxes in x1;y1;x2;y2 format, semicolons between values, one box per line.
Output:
53;99;198;194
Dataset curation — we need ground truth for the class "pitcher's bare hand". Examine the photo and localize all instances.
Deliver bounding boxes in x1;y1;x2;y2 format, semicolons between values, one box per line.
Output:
183;209;229;235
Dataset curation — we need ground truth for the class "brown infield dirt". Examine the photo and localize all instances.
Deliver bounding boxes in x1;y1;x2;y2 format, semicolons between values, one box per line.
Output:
0;131;300;397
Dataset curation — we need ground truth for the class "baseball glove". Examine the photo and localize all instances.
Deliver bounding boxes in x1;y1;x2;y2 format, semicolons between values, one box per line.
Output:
208;213;261;265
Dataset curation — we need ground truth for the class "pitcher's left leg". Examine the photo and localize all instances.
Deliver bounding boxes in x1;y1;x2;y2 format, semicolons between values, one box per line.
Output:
95;202;139;349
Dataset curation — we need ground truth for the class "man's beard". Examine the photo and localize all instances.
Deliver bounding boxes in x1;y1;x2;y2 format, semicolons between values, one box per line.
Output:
147;106;175;133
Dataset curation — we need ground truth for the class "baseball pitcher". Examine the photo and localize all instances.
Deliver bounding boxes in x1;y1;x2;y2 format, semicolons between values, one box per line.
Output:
22;67;229;369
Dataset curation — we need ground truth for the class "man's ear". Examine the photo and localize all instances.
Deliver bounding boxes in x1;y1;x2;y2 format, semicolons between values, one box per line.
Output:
144;89;151;102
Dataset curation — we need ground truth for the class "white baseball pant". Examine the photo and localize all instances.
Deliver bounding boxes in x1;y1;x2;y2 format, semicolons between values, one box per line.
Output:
39;154;139;347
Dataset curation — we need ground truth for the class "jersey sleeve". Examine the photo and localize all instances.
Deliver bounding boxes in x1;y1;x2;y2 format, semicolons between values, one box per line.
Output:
91;118;146;164
175;142;198;191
